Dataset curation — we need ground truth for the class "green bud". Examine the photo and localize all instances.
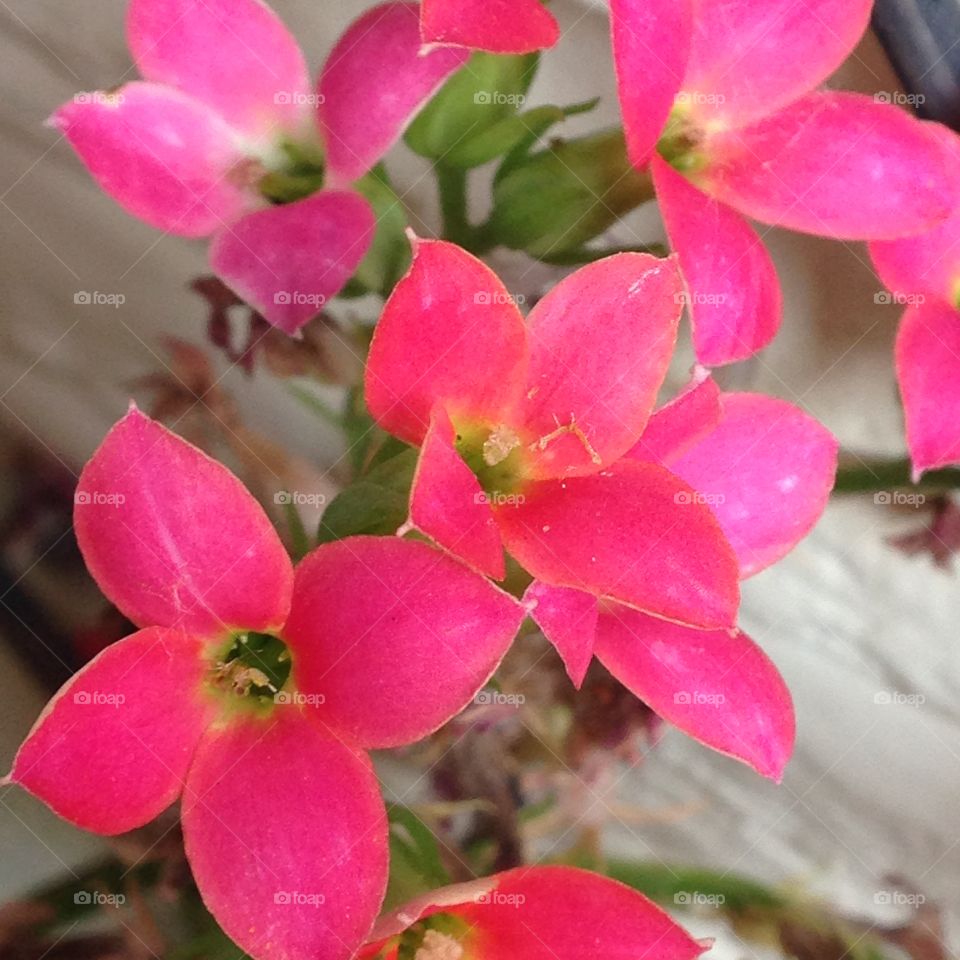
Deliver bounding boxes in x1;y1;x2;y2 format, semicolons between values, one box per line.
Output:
485;129;654;260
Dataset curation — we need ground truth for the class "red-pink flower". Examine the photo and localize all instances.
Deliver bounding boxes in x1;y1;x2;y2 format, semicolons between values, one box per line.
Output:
52;0;468;334
420;0;559;54
870;125;960;478
365;236;742;630
526;372;838;780
358;866;708;960
4;408;523;960
421;0;960;367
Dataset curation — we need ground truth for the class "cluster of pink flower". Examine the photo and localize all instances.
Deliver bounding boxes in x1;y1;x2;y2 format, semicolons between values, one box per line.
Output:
8;0;954;957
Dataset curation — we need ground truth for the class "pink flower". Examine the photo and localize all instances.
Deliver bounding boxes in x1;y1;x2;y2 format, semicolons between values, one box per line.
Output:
52;0;469;334
420;0;960;367
527;372;838;780
365;235;741;629
4;408;523;960
870;125;960;478
358;865;708;960
420;0;559;54
365;239;838;779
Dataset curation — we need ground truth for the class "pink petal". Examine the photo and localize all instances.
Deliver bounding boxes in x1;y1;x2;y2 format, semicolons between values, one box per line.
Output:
209;189;375;335
652;155;781;366
494;462;740;629
611;0;692;168
318;3;470;183
420;0;560;54
523;582;598;687
127;0;311;140
459;867;707;960
517;253;683;478
594;606;795;780
627;370;721;464
284;537;524;748
51;82;251;237
870;125;960;302
75;407;293;638
682;0;872;129
364;867;705;960
667;393;839;577
896;301;960;476
365;237;528;445
696;92;960;240
182;709;387;960
409;407;505;579
9;628;214;834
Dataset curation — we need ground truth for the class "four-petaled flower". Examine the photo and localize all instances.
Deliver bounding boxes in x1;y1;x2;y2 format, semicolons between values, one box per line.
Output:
4;407;523;960
53;0;469;333
419;0;960;367
358;866;708;960
366;237;838;779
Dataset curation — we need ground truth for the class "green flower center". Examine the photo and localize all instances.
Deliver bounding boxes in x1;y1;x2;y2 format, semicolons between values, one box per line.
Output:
396;914;469;960
656;104;708;175
455;422;528;499
259;140;326;204
209;631;291;708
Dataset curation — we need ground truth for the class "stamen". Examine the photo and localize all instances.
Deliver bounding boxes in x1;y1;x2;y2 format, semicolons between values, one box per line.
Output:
414;930;464;960
532;416;602;465
483;425;522;467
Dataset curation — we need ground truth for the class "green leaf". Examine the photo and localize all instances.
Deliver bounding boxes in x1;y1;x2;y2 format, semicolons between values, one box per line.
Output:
406;52;539;160
351;165;411;297
384;806;451;910
442;99;598;170
317;447;417;543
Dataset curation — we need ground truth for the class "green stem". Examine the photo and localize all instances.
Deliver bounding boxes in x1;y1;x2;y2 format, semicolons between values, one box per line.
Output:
436;164;482;251
834;457;960;494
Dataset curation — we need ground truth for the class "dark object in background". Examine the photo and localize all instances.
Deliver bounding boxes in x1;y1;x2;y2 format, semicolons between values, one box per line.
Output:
873;0;960;129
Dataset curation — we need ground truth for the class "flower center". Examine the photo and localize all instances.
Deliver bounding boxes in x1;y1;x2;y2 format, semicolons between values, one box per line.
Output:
656;104;708;174
397;915;469;960
455;422;528;498
259;140;326;204
209;631;291;708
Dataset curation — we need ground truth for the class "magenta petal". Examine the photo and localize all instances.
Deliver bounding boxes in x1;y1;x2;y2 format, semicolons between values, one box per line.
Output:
495;463;740;628
410;408;505;579
667;393;839;577
594;606;795;780
896;301;960;476
209;189;375;335
697;92;960;240
682;0;872;129
75;408;293;638
319;3;469;182
627;370;721;464
9;628;214;834
523;582;598;687
284;537;524;748
517;253;683;477
182;709;387;960
420;0;559;53
653;156;781;366
611;0;692;168
51;82;251;237
127;0;311;139
365;238;528;445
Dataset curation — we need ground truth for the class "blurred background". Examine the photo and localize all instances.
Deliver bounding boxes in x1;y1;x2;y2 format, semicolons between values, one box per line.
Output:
0;0;957;956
